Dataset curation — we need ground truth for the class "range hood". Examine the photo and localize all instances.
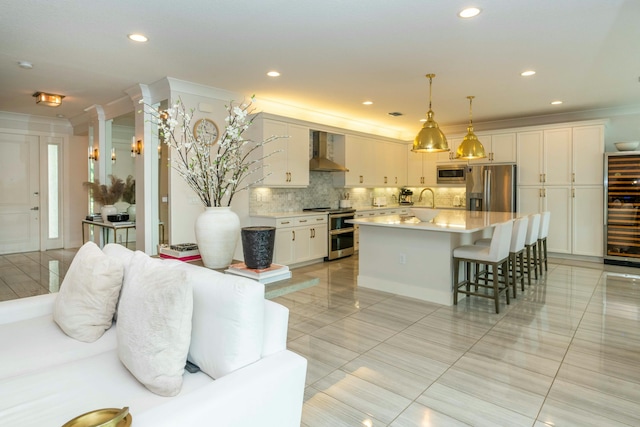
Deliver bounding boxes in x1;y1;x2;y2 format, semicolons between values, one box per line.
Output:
309;131;349;172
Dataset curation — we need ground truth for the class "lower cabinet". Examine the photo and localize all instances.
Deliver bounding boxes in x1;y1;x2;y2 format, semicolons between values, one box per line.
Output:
518;185;603;257
354;208;409;251
254;214;328;266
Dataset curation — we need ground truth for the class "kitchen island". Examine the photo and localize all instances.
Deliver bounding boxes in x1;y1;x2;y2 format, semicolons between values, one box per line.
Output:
349;210;522;306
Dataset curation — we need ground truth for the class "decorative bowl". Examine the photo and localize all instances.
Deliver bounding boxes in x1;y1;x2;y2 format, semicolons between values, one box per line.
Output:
62;407;131;427
410;208;440;222
614;141;639;151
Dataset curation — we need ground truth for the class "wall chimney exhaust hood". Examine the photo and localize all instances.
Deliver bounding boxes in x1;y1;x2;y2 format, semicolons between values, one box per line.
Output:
309;131;349;172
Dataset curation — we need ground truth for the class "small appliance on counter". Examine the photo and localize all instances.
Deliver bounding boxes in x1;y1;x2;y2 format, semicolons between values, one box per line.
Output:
399;188;413;205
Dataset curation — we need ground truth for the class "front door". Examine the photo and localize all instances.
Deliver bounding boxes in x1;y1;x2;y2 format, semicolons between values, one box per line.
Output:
0;133;40;254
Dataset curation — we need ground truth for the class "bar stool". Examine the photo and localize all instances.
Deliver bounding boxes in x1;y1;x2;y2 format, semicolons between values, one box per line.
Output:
523;213;541;286
537;211;551;275
475;216;529;297
453;220;513;314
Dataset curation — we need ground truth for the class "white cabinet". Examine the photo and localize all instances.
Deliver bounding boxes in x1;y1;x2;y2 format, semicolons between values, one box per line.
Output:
436;137;464;163
516;123;604;257
333;134;375;187
376;142;407;187
407;149;437;186
254;214;327;265
250;118;310;187
468;133;517;163
334;135;407;188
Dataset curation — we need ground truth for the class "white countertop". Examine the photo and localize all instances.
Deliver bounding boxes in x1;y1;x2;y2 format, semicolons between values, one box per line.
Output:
349;210;522;234
251;211;329;219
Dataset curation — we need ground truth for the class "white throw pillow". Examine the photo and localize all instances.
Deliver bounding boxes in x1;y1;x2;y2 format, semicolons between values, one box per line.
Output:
117;251;193;397
53;241;124;343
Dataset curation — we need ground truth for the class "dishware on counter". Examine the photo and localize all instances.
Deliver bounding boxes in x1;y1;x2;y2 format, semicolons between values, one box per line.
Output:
339;199;351;208
409;208;440;222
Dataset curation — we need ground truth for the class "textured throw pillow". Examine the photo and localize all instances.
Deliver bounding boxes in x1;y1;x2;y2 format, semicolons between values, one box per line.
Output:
53;241;124;343
117;251;193;397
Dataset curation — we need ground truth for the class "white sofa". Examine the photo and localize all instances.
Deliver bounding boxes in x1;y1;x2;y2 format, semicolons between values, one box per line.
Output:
0;244;307;426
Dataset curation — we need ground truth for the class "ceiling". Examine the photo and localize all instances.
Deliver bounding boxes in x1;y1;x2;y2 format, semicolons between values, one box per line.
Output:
2;0;639;139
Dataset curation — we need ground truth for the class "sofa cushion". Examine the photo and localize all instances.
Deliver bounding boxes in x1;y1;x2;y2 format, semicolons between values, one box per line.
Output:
0;314;117;380
53;241;124;343
117;251;192;397
168;262;265;379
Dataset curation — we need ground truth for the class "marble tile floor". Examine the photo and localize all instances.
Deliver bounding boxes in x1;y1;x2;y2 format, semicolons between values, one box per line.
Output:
2;248;639;426
278;256;640;427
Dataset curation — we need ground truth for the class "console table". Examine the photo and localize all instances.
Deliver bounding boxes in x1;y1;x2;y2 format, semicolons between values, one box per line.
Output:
81;220;136;248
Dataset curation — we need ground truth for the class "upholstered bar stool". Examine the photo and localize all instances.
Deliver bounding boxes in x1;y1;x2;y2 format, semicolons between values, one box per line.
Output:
475;216;529;297
523;213;541;286
537;211;551;275
453;220;513;314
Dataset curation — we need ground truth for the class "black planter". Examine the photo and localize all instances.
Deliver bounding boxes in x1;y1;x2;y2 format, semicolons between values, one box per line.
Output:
241;226;276;269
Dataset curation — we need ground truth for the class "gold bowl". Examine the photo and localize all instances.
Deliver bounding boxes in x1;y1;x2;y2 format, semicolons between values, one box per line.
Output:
61;407;131;427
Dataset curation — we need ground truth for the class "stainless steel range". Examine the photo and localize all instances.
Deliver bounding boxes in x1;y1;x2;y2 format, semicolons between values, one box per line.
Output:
303;207;356;260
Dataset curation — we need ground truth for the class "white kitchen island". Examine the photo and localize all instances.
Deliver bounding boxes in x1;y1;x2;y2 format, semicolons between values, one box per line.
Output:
350;210;522;306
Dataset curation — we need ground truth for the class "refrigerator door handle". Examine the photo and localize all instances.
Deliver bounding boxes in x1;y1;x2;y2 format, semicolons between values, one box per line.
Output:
484;169;491;211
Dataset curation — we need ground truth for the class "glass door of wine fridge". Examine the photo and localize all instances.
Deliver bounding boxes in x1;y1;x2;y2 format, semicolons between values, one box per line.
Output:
605;152;640;264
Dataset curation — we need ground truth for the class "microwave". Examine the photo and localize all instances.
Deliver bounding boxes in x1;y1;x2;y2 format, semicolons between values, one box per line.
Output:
437;165;466;183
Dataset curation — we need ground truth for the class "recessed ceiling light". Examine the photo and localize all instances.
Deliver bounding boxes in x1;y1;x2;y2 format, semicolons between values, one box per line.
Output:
18;61;33;69
458;7;481;18
551;100;563;105
128;34;148;42
267;71;280;77
362;101;373;105
521;70;536;77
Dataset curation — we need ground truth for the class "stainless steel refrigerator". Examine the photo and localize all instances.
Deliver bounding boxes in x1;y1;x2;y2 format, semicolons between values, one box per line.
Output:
466;164;517;212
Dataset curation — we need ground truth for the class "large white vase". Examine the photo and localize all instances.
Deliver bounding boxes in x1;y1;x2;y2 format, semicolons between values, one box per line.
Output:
194;206;240;269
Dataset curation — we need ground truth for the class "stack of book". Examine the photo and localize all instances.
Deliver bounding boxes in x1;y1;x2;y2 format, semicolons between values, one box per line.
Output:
225;263;291;284
158;243;201;262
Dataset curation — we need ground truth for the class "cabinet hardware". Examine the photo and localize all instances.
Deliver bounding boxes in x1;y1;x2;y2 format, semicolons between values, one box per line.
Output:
384;176;387;184
539;173;543;183
30;206;39;211
395;177;398;184
299;219;307;223
572;172;575;183
316;218;323;221
572;188;575;198
359;175;363;184
543;173;546;183
292;230;295;241
281;221;290;224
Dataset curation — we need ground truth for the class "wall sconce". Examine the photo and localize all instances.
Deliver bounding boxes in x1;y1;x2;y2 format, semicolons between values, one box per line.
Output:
111;147;116;163
88;147;99;161
33;92;65;107
131;137;143;157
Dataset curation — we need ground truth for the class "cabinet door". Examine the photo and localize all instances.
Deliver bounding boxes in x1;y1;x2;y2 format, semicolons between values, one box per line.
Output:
572;186;603;256
343;135;373;186
390;143;407;187
544;186;572;254
544;128;572;185
407;149;425;186
373;141;390;186
273;228;295;265
490;133;516;163
517;131;544;186
286;123;310;186
293;225;311;262
309;223;328;259
573;126;604;186
518;186;543;214
436;137;464;163
261;120;289;186
423;154;438;186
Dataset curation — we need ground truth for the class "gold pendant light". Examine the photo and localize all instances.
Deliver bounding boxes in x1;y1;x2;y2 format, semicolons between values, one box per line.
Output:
456;96;486;160
412;74;449;153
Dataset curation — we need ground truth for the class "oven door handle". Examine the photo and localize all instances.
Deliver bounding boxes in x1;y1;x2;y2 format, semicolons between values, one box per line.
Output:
330;227;355;235
330;213;355;219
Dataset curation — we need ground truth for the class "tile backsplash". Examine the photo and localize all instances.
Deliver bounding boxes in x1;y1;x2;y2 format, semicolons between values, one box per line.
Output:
249;172;466;214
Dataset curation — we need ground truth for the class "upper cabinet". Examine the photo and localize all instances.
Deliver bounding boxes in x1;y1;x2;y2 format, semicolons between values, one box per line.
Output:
249;117;310;187
436;137;465;163
469;132;516;163
517;124;604;187
333;135;407;188
407;148;437;186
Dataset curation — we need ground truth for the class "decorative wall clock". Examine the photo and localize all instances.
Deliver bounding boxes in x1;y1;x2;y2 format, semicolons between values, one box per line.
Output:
193;118;219;144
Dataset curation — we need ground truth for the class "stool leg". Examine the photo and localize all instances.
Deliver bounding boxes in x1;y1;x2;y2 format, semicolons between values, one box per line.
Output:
503;259;510;306
543;238;548;272
519;251;525;292
453;257;460;305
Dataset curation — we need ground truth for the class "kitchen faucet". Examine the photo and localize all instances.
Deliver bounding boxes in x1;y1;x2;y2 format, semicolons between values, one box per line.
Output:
418;188;435;207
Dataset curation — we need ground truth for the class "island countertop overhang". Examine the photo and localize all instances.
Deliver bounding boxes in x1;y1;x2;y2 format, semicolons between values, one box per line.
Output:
348;210;524;234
